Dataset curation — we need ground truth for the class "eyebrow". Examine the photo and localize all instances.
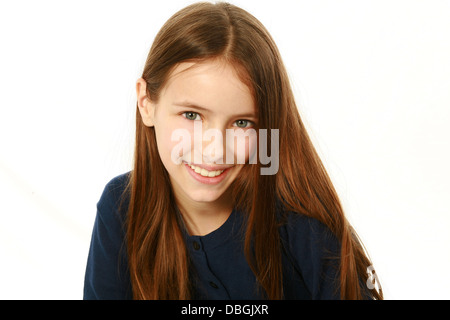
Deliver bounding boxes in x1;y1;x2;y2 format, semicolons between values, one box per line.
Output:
173;101;258;119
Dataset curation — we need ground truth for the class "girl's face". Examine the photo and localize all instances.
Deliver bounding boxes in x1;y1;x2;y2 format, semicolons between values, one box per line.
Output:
138;59;257;206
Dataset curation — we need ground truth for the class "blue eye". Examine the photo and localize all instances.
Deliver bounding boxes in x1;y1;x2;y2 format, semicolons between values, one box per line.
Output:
183;111;200;121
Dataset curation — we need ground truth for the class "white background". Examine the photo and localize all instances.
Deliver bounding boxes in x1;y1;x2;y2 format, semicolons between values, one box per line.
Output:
0;0;449;299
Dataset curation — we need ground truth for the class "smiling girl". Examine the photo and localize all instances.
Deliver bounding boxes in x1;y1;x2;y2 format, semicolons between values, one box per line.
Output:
84;2;382;300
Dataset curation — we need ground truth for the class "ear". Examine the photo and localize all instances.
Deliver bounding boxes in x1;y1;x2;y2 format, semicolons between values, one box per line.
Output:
136;78;156;127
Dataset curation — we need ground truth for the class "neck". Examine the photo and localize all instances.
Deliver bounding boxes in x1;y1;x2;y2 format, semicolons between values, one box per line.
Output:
174;190;234;236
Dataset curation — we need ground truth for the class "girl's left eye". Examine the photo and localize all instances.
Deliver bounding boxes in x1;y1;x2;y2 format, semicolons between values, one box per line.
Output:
234;119;253;128
182;111;201;121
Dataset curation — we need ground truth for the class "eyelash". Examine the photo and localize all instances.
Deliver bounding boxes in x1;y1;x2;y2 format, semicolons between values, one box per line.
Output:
181;111;254;128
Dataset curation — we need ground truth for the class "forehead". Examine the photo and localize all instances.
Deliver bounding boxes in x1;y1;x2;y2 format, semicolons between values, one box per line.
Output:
160;59;256;115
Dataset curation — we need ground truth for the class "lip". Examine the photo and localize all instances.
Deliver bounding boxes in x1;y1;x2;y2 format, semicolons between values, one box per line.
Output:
183;161;233;185
184;161;233;172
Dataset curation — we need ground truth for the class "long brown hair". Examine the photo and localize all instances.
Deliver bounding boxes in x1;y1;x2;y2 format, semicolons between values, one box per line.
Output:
125;1;382;300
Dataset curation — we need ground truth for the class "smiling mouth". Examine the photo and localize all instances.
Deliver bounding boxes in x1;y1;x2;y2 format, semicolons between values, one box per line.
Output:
182;160;235;179
186;163;225;177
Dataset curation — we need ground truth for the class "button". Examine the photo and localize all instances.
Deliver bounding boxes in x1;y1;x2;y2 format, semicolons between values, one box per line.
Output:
193;241;200;250
209;281;219;289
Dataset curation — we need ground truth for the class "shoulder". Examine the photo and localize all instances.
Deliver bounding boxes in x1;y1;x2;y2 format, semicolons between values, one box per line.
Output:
99;171;131;204
96;171;131;224
84;172;133;299
279;210;342;299
280;211;339;250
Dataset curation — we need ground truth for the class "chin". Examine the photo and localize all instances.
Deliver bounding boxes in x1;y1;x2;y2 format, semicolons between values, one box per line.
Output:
187;189;225;203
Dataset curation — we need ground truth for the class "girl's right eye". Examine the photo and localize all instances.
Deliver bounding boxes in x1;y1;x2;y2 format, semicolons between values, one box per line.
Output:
182;111;201;121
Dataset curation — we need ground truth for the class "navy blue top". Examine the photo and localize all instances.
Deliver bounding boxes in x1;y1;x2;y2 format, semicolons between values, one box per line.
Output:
84;172;350;300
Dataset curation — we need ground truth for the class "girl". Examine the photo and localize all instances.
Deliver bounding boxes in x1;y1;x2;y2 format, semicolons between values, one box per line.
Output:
84;1;382;300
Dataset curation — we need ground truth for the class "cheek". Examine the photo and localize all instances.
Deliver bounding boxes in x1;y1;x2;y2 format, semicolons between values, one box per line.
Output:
246;134;258;163
226;130;258;164
155;122;195;166
155;125;178;164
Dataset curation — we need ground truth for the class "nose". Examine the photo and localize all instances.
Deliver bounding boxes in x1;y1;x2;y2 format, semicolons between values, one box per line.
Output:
201;126;226;164
191;121;256;165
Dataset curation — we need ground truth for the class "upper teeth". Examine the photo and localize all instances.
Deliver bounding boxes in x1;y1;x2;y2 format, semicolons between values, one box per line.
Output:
188;164;224;177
